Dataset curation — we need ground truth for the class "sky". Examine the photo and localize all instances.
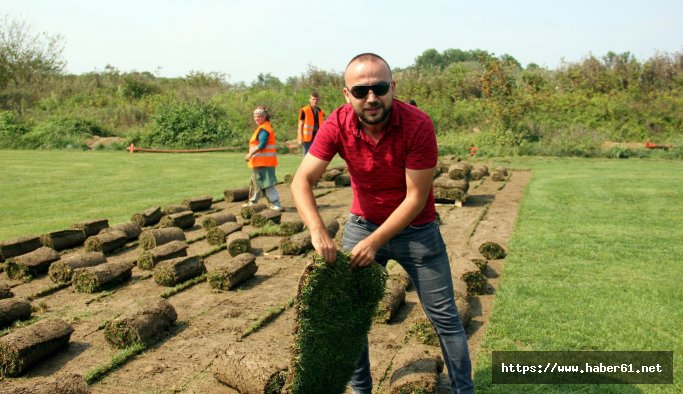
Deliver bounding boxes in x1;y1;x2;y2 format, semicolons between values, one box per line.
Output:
3;0;682;84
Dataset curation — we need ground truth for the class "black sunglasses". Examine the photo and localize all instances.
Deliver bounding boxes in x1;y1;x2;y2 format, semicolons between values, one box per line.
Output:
347;81;391;99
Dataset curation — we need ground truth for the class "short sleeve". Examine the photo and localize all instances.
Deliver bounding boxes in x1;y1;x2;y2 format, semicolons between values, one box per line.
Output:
405;118;438;170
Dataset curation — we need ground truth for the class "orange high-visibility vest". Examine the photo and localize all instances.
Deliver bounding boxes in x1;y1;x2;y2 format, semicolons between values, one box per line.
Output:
299;105;325;142
248;121;278;168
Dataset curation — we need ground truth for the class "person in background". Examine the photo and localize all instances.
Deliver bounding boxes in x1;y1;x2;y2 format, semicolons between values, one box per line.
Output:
290;53;474;393
297;91;325;155
244;106;284;211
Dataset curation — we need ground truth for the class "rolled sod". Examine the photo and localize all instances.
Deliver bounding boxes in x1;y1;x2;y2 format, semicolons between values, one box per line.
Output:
388;264;411;290
280;231;313;256
207;222;243;246
71;219;109;237
388;344;444;394
40;229;86;251
0;282;12;299
321;168;342;181
478;241;507;259
84;230;128;254
137;240;189;270
0;235;42;262
491;166;508;181
0;372;88;394
5;247;60;281
131;206;163;227
72;260;135;293
240;203;268;220
251;210;282;228
447;161;472;180
279;219;305;236
104;299;177;349
226;231;252;257
223;187;250;203
469;165;489;180
159;211;196;229
334;174;351;187
375;276;406;323
213;344;287;394
153;255;205;287
0;318;74;377
285;252;387;393
433;175;469;193
182;194;213;212
207;252;257;290
280;219;339;256
101;221;142;240
433;187;466;204
0;298;32;327
201;211;237;230
162;205;191;216
48;252;107;284
139;227;186;250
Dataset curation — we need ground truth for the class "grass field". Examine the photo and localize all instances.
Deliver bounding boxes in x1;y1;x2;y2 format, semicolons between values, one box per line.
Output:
0;150;305;241
474;157;683;393
1;151;681;392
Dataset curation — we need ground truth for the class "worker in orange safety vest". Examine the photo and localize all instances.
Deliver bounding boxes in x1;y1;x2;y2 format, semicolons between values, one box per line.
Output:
297;92;325;155
244;106;284;211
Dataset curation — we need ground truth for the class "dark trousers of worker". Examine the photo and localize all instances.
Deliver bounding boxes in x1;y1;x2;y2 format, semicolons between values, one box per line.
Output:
343;214;474;394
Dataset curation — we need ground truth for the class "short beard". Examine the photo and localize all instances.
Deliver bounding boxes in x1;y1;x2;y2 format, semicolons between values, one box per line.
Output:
356;103;391;125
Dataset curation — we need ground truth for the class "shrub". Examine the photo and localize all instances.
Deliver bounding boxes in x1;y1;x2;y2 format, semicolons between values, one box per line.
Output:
140;97;239;148
0;110;29;148
22;116;109;149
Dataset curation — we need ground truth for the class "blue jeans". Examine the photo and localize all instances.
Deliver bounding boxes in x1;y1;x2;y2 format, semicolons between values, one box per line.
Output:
343;214;474;394
302;141;313;155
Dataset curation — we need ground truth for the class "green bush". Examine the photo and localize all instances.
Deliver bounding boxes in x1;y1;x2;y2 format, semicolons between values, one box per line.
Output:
0;111;30;148
140;97;239;148
21;116;109;149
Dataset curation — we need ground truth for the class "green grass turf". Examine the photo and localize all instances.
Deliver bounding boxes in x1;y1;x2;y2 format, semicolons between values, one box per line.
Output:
0;150;305;241
474;157;683;393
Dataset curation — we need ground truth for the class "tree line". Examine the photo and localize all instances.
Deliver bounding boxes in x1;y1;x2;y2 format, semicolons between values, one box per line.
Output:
1;14;681;158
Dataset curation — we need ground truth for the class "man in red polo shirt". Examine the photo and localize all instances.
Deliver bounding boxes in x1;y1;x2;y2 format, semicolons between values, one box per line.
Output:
291;53;474;394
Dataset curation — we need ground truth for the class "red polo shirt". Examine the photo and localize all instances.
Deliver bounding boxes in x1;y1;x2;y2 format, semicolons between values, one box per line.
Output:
309;99;437;225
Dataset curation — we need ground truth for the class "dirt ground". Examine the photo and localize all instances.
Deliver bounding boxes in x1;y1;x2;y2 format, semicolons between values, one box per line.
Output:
0;166;531;394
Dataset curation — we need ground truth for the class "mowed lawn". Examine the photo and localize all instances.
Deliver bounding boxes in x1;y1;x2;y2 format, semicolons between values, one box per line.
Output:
1;151;681;392
0;150;304;240
474;157;683;393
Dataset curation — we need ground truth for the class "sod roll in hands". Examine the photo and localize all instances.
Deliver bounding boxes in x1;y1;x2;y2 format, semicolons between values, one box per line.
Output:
285;251;387;393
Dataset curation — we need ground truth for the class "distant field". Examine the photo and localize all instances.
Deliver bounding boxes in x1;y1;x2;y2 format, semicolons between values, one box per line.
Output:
0;150;306;241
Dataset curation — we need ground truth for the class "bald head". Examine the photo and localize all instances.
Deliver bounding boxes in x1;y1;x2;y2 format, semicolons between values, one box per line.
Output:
344;53;392;86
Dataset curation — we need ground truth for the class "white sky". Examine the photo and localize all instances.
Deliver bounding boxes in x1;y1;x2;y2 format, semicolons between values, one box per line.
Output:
3;0;682;84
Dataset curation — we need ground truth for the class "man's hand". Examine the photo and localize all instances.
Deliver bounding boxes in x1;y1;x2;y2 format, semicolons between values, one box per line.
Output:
349;237;378;268
311;228;337;264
